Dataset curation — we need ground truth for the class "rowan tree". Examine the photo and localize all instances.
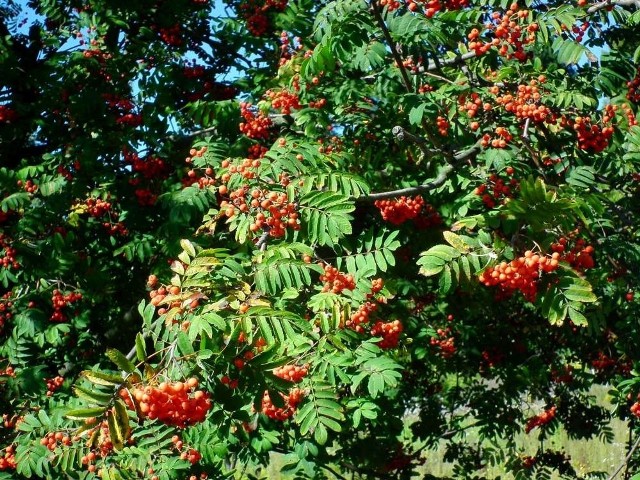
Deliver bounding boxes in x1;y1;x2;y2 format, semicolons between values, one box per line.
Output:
2;0;640;479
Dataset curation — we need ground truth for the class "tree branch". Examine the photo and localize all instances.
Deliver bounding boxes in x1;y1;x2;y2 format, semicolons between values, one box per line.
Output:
369;0;414;93
607;427;640;480
587;0;640;13
416;51;478;73
167;126;217;142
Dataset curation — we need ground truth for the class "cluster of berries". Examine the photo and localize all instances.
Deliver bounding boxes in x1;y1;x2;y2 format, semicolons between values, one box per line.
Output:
0;234;19;271
273;364;308;382
0;295;13;333
0;445;16;470
120;378;212;428
41;431;73;451
239;102;272;139
550;237;595;270
171;435;202;464
380;0;469;16
265;89;301;114
79;419;118;472
348;301;378;333
371;320;403;349
562;110;615;153
319;264;356;294
436;116;449;136
157;24;183;46
478;251;561;302
50;289;82;323
474;171;518;208
261;388;304;421
489;78;554;123
18;179;37;193
430;327;456;358
375;195;425;225
219;186;300;238
238;0;288;36
480;126;513;149
45;375;64;396
458;91;492;119
123;149;170;181
0;105;18;123
484;4;538;61
524;405;557;433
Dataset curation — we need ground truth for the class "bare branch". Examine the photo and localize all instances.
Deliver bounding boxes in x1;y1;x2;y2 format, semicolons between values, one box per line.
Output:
356;164;454;203
587;0;640;13
167;126;217;142
416;51;478;73
607;429;640;480
369;0;414;92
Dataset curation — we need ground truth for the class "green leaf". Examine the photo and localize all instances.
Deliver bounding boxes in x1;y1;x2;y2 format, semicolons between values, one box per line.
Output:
106;349;136;374
66;407;106;420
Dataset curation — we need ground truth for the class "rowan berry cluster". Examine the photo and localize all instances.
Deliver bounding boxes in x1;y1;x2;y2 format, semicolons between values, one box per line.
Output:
273;364;308;382
374;195;425;225
348;301;378;333
319;264;356;293
0;105;18;123
400;0;470;17
370;320;403;349
591;352;617;371
565;113;614;152
480;126;513;149
0;445;16;470
170;435;202;464
489;78;553;123
436;116;449;136
551;365;574;384
478;251;561;302
45;375;64;396
219;185;300;238
2;413;21;429
484;4;538;62
0;234;19;270
50;289;83;323
430;327;456;358
123;149;170;181
459;92;491;119
265;89;301;115
79;419;118;472
413;203;443;229
628;68;640;104
474;172;519;208
0;366;14;377
261;388;304;421
550;237;595;270
239;102;272;139
41;431;73;451
569;21;589;42
238;0;288;36
524;405;557;433
480;348;504;369
0;295;13;333
158;24;183;46
19;179;38;193
84;197;112;217
120;378;212;428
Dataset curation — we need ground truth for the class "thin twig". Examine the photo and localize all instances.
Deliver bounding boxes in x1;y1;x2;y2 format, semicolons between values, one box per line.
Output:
369;0;414;93
167;126;217;142
607;427;640;480
415;51;478;73
587;0;640;14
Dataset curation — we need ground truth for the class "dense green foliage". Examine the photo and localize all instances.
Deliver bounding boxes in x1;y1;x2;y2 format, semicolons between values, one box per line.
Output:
3;0;640;478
